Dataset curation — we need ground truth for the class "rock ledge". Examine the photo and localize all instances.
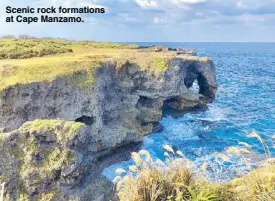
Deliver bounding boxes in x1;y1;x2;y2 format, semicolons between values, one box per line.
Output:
0;57;216;200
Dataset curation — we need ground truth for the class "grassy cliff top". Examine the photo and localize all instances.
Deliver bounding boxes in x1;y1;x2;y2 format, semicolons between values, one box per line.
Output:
0;38;211;91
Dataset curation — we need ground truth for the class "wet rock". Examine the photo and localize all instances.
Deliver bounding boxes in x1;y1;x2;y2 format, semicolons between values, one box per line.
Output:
152;122;164;133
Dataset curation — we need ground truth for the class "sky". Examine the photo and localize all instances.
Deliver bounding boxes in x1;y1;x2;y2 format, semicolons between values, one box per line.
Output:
1;0;275;42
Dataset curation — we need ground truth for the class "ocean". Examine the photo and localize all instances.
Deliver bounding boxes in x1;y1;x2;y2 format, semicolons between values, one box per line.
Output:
103;42;275;183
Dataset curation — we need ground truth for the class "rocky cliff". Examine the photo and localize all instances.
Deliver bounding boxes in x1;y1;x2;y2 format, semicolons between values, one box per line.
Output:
0;43;217;200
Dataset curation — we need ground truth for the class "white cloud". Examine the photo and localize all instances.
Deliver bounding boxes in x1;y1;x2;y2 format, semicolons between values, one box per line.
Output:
236;1;248;9
1;0;275;41
196;12;203;16
135;0;158;9
172;0;206;5
239;13;275;24
82;17;98;24
118;13;137;22
153;17;166;24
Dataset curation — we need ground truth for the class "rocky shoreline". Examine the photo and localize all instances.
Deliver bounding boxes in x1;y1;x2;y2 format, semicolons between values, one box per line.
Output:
0;54;216;200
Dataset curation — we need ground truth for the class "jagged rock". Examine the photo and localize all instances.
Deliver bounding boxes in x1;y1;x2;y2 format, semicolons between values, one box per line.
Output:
0;119;116;201
176;48;197;56
0;58;216;200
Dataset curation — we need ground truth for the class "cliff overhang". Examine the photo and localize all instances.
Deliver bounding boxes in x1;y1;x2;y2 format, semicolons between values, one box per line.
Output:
0;40;217;201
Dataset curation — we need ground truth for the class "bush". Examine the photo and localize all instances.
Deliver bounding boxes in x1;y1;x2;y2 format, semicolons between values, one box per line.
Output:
114;133;275;201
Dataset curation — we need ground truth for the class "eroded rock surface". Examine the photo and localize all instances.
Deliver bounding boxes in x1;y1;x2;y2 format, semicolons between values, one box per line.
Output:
0;120;115;201
0;58;216;200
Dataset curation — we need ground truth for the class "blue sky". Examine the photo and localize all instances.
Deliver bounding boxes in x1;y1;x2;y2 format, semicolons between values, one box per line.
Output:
1;0;275;42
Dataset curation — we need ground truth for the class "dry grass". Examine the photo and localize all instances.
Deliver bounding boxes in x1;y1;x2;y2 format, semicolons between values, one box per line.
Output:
0;38;138;59
114;153;193;201
0;39;211;91
114;146;219;201
0;182;4;201
114;132;275;201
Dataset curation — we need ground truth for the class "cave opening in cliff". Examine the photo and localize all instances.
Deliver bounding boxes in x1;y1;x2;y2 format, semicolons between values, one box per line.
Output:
137;96;154;108
75;115;94;125
184;63;211;96
197;74;211;97
188;79;200;94
185;73;210;97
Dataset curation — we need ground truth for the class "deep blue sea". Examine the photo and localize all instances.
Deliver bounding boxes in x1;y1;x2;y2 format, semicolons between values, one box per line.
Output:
103;43;275;183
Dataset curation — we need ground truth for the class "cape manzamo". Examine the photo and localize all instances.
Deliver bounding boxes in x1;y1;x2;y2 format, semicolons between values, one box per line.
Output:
41;15;84;23
0;39;217;201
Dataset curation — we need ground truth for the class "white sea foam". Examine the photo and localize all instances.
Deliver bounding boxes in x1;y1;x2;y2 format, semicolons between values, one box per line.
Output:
102;43;275;183
197;105;228;122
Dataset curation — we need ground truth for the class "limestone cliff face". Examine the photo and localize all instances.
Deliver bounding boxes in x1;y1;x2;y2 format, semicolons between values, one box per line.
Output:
0;59;216;148
0;120;114;201
0;58;216;200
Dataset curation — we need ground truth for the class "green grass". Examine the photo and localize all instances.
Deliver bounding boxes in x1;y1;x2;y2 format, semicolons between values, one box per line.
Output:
0;38;212;92
20;119;85;142
0;39;73;59
0;57;101;91
0;38;138;60
1;119;86;201
7;119;85;179
151;57;169;73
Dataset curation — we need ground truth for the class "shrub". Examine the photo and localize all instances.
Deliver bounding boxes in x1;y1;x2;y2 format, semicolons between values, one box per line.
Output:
114;133;275;201
114;146;221;201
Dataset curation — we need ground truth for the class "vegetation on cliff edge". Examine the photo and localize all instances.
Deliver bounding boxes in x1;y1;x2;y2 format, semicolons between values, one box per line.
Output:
0;38;138;59
0;38;211;91
0;119;86;201
114;132;275;201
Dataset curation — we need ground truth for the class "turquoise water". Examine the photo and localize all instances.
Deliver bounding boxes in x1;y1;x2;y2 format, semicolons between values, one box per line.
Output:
103;43;275;183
